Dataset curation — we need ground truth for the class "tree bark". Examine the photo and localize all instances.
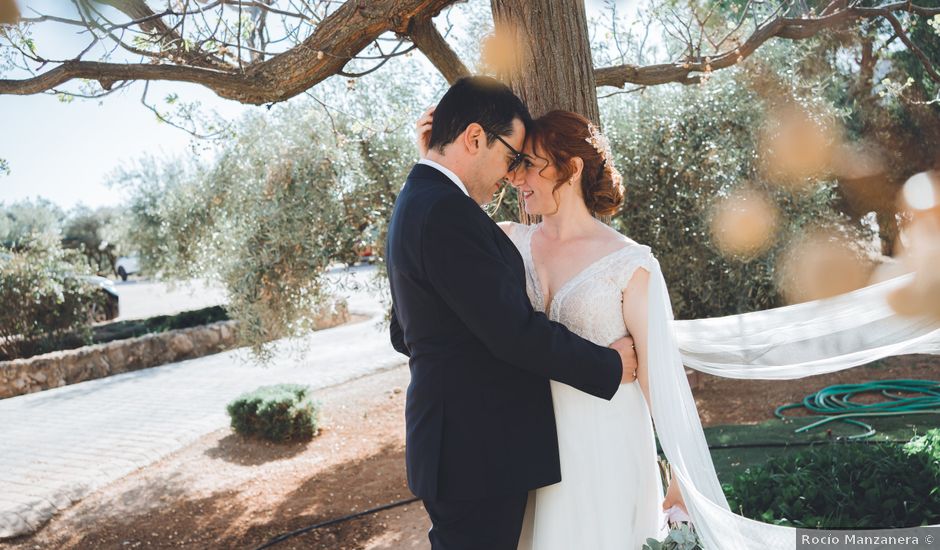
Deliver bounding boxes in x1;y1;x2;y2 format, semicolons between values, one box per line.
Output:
490;0;600;122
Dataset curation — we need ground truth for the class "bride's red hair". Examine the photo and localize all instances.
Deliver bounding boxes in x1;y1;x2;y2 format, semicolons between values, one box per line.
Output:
526;110;624;217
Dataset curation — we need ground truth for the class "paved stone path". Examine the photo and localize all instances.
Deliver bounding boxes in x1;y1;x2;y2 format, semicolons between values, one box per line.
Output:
0;267;405;539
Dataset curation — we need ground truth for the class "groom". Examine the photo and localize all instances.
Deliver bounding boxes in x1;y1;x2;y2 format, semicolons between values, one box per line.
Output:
385;76;638;549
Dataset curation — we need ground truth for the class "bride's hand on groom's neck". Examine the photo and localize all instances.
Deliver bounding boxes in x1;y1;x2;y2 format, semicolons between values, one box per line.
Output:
415;106;434;159
610;335;638;384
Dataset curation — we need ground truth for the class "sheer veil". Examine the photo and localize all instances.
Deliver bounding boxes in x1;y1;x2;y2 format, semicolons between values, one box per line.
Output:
642;256;940;549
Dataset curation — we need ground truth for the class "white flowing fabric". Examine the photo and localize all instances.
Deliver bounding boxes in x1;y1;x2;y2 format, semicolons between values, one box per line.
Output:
674;271;940;378
646;255;940;549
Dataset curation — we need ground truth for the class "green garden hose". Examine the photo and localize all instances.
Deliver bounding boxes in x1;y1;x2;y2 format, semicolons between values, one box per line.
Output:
774;379;940;440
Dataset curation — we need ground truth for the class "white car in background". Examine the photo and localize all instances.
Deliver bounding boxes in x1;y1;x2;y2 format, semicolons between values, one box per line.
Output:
115;255;140;281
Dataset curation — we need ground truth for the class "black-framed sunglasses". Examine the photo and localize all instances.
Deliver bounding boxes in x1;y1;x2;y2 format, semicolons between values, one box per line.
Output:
484;129;529;173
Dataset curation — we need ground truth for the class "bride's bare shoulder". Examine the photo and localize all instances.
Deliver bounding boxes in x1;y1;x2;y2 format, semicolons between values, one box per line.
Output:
593;220;645;250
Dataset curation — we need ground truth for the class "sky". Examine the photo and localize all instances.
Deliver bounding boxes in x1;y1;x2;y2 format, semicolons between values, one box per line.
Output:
0;0;259;210
0;0;639;211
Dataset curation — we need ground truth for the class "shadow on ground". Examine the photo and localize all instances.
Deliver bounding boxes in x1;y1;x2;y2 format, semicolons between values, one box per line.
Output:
204;432;315;466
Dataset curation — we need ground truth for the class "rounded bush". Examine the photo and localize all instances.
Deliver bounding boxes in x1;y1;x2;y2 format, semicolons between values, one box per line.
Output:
226;383;320;443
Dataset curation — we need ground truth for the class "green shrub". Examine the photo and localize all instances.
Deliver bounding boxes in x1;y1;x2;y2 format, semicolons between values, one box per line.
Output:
0;235;107;360
79;304;229;353
226;383;320;443
905;428;940;477
724;440;940;529
146;305;229;333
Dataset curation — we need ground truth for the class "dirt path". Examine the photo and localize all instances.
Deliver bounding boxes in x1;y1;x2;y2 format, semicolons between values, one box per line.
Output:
4;355;936;550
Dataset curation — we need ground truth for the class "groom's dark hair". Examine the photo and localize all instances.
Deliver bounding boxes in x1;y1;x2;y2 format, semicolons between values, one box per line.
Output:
428;76;531;154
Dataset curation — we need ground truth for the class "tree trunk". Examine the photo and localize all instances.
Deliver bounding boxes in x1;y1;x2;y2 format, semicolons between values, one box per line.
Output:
490;0;600;122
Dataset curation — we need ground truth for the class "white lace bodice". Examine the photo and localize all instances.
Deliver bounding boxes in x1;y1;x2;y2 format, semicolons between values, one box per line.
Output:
506;222;653;346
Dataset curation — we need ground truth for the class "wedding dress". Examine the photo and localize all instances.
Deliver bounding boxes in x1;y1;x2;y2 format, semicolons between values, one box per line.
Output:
507;222;668;549
505;221;940;550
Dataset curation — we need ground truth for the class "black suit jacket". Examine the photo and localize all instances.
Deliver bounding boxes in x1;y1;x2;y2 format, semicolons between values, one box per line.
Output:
386;163;623;501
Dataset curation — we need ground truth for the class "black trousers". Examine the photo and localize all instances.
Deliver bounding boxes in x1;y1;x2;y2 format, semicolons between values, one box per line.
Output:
422;492;528;550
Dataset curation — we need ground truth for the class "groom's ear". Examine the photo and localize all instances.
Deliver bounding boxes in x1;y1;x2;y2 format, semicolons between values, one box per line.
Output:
462;123;485;154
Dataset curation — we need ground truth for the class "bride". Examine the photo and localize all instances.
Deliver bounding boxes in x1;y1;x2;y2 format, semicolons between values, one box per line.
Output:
500;110;678;549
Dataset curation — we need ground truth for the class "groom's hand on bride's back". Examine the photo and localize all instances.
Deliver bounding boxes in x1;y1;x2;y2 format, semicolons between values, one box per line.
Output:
610;336;639;384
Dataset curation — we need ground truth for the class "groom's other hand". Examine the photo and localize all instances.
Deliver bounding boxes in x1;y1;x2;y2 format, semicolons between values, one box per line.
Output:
610;336;639;384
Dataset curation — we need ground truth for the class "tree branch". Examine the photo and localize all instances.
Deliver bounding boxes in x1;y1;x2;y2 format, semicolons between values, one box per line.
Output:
92;0;229;69
595;2;940;88
407;16;469;84
0;0;459;104
3;0;937;102
876;9;940;83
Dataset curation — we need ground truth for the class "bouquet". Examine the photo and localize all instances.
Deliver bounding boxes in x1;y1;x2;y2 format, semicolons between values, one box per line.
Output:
642;521;702;550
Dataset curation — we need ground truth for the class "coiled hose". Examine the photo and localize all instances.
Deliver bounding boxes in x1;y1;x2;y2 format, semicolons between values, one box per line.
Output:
774;379;940;439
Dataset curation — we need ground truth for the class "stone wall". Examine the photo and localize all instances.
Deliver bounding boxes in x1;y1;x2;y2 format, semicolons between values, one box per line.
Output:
0;302;349;399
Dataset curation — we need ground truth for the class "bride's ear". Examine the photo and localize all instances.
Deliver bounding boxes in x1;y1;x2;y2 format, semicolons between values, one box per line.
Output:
569;157;584;183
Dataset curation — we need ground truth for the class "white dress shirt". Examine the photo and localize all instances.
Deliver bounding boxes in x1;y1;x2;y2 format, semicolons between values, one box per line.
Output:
417;158;470;198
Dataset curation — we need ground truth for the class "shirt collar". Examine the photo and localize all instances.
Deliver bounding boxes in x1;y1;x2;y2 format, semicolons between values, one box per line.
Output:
417;159;470;198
